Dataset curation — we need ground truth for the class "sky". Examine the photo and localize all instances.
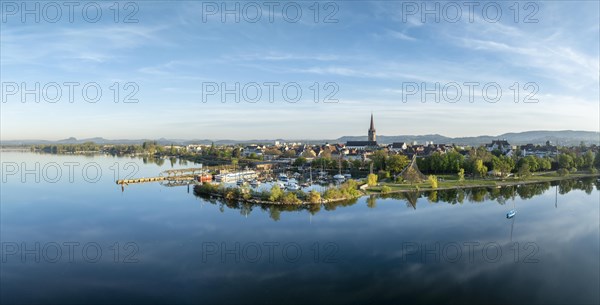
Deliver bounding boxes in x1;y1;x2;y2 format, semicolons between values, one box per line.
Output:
1;0;599;140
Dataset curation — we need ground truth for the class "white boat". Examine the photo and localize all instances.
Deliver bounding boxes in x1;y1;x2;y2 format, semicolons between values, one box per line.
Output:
285;182;300;191
507;198;517;218
333;174;345;182
278;173;289;182
343;173;352;179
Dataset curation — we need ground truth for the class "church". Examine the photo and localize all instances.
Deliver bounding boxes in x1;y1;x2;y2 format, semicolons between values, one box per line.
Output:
345;114;379;150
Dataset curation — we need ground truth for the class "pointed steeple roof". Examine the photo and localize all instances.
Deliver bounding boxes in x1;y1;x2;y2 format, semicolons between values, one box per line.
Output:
369;113;375;131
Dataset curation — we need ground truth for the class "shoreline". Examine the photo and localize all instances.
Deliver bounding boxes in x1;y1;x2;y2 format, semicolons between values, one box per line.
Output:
195;173;600;205
193;189;358;206
366;172;600;195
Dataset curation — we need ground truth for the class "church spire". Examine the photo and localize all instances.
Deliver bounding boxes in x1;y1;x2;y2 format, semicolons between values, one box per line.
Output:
368;113;376;142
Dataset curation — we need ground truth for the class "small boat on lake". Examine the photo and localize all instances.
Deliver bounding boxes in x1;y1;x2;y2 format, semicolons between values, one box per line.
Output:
506;209;516;218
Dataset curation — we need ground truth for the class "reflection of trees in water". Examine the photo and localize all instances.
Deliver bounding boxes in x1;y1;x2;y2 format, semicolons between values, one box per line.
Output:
323;198;359;211
193;177;597;221
142;156;165;166
555;178;595;195
367;195;377;209
427;191;438;203
516;182;550;199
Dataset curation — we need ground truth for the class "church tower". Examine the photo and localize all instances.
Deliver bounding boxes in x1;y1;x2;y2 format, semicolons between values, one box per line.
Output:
368;113;376;142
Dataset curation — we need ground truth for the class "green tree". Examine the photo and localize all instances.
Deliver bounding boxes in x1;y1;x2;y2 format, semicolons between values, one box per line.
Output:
429;152;445;173
352;159;362;169
474;159;488;178
558;154;574;169
428;175;438;189
557;168;569;176
387;155;409;174
269;185;284;202
371;150;388;171
293;157;307;167
583;151;595;170
491;155;515;177
445;151;465;173
458;168;465;182
367;173;378;186
539;157;552;171
232;147;241;158
518;162;531;178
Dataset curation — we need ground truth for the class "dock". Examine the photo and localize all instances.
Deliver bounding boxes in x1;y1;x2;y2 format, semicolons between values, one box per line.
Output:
116;167;205;185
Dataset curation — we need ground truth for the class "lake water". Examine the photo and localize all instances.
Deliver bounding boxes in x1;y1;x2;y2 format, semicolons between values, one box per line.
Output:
1;152;599;304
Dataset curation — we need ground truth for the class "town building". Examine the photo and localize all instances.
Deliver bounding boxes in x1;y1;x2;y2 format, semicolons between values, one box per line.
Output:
346;114;378;150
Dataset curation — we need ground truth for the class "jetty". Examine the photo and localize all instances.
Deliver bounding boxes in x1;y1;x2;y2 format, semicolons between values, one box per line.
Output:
116;167;204;185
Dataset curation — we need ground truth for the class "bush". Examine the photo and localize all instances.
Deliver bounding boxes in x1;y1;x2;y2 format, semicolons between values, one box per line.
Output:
295;190;307;200
323;188;343;200
557;168;569;176
381;185;391;194
195;183;218;195
428;175;438;189
223;187;239;201
259;190;271;201
340;179;361;198
308;190;321;203
268;185;284;202
281;192;301;204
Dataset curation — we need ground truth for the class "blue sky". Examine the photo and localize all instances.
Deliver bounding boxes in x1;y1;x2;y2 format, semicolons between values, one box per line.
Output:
1;0;598;140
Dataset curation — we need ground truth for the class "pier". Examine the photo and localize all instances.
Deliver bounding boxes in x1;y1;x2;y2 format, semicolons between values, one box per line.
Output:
116;167;205;185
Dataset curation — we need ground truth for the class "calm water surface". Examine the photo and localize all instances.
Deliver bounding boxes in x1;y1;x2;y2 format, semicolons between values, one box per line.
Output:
1;152;599;304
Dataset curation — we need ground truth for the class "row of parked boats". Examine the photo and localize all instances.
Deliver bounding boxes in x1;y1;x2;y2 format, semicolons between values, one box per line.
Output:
235;172;352;191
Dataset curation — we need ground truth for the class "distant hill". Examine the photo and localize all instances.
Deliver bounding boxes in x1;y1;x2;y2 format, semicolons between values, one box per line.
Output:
1;130;598;146
340;130;600;146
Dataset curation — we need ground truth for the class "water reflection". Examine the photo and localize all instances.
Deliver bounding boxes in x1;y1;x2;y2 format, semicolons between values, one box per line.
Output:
193;178;600;221
2;152;598;304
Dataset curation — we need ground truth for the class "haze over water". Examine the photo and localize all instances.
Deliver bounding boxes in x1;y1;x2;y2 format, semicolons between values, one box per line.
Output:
1;151;598;304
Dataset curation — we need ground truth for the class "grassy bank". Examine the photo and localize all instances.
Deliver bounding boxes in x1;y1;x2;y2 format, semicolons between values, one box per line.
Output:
367;171;600;194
